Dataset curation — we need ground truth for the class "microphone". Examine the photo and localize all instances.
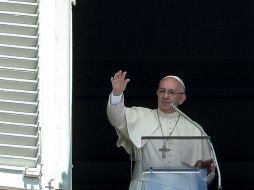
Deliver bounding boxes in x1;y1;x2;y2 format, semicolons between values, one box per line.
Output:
171;103;222;190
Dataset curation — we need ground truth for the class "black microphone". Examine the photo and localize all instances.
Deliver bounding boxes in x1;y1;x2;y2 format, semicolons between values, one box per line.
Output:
171;103;222;190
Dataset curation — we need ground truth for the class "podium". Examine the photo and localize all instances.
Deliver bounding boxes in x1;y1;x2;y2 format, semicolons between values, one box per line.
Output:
141;136;212;190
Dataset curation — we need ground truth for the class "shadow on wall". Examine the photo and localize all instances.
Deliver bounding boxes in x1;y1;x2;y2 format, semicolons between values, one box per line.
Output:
23;176;42;190
58;171;69;190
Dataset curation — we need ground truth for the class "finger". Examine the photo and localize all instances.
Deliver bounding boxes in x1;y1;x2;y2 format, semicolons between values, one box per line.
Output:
116;70;124;79
114;70;122;79
121;71;127;80
124;78;130;86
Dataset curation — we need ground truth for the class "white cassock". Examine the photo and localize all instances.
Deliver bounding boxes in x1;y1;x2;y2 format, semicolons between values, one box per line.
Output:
107;93;214;190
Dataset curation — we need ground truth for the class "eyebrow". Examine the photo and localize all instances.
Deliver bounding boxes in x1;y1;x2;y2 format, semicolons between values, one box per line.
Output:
158;88;177;91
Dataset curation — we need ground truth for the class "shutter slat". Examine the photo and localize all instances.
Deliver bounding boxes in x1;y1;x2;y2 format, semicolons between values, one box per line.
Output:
0;121;37;135
0;44;37;58
0;88;37;102
0;78;37;91
0;99;37;113
0;33;37;47
0;1;38;14
0;144;37;157
0;22;37;36
0;11;38;25
0;133;37;146
0;66;37;80
0;155;37;167
0;55;37;69
0;111;37;125
6;0;37;3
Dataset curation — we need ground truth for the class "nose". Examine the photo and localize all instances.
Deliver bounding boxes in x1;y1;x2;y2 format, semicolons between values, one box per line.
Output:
162;92;170;99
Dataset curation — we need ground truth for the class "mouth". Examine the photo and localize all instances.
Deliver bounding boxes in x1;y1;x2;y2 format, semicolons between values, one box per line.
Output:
161;101;171;106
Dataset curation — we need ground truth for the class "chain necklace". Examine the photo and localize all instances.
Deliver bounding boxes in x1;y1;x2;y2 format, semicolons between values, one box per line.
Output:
157;109;180;159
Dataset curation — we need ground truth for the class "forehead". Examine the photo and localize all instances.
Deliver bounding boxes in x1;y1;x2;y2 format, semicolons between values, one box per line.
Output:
159;78;180;89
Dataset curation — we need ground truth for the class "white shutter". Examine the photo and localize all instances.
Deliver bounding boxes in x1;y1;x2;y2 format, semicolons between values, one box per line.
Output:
0;0;39;170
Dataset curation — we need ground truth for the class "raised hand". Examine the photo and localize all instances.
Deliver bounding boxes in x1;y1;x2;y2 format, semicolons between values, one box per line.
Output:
111;70;130;96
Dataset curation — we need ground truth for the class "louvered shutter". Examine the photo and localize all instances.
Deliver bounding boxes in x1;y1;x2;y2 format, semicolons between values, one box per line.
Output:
0;0;39;169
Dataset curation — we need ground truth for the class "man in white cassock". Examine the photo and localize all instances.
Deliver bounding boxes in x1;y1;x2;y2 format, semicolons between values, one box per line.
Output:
107;70;216;190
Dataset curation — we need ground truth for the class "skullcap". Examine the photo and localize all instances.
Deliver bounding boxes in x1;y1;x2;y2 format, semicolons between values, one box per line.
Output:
162;75;186;92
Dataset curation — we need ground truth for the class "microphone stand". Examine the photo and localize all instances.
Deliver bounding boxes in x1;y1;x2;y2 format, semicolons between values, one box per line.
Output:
171;104;222;190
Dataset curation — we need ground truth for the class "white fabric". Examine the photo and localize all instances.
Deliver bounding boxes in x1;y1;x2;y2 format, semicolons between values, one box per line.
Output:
107;93;211;190
141;137;211;172
143;171;208;190
110;93;123;106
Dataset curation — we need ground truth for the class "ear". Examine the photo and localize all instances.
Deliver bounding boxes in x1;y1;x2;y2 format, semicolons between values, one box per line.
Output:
178;94;186;105
156;89;160;97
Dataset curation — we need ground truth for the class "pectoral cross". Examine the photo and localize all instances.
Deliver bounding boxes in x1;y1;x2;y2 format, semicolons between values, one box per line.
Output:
159;143;170;159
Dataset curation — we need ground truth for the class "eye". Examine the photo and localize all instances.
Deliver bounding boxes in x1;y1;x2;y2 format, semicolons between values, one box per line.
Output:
158;89;166;94
168;90;176;95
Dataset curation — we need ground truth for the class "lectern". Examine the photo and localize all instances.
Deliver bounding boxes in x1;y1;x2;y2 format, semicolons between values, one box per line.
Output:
141;136;212;190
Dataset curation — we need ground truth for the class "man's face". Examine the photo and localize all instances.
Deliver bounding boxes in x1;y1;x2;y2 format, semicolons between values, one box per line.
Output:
156;78;186;113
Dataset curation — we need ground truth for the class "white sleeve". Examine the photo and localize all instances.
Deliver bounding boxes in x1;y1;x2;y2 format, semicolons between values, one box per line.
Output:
110;93;123;106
